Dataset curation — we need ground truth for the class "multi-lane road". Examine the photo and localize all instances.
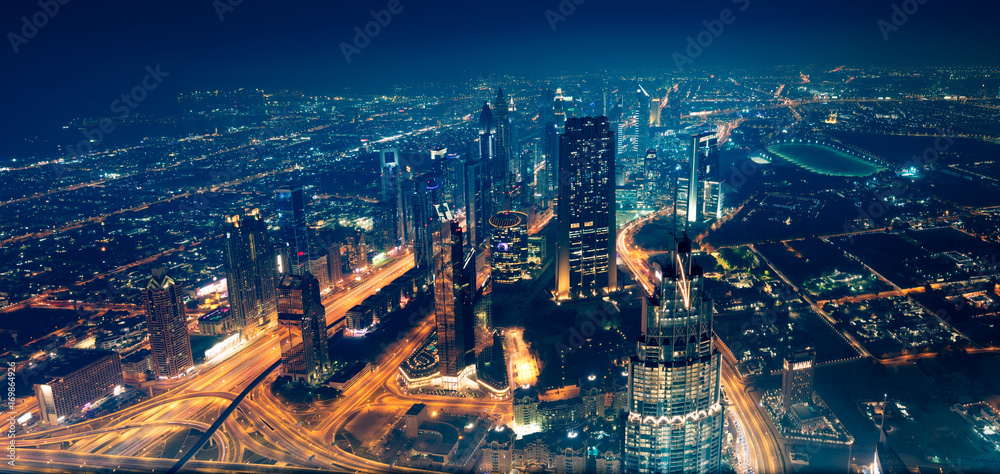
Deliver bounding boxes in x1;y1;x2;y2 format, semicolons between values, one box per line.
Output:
12;254;418;473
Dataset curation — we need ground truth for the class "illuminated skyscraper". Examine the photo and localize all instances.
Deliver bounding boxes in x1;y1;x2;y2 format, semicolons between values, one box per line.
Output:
465;158;485;249
479;101;509;223
677;132;723;227
379;148;404;246
489;211;528;284
276;273;331;385
432;212;475;389
555;116;617;299
635;84;651;172
441;152;466;212
409;173;443;270
223;209;278;340
553;88;567;133
371;201;396;254
142;267;194;379
781;348;816;412
624;238;724;473
495;89;515;190
275;185;310;276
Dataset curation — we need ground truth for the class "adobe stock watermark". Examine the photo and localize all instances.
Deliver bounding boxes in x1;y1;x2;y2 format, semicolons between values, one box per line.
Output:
5;361;14;467
877;0;928;41
7;0;70;54
213;0;243;22
340;0;413;64
545;0;585;32
55;65;169;178
672;0;750;72
554;301;617;354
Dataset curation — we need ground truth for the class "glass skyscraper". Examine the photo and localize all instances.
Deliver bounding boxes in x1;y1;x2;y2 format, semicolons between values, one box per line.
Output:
677;132;723;228
379;148;404;247
223;209;278;340
494;89;515;197
275;185;310;276
489;210;528;284
432;213;475;389
624;237;724;473
142;267;194;379
276;272;331;386
555;116;617;299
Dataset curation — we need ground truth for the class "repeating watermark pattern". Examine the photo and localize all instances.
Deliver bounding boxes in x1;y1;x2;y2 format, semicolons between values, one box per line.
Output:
54;65;169;179
213;0;243;22
545;0;586;32
672;0;751;72
877;0;929;41
6;361;15;467
7;0;71;54
340;0;412;64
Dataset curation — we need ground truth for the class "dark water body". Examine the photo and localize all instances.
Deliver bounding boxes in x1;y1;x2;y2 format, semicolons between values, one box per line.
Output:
830;132;1000;166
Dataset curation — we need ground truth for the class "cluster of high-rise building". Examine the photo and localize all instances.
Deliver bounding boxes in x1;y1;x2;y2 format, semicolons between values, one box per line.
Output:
23;81;740;472
137;184;356;390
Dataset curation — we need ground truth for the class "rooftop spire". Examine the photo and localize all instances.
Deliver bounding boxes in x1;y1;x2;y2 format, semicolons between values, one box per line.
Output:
478;102;495;135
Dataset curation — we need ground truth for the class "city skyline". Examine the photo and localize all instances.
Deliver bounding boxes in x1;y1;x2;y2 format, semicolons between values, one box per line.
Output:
4;2;1000;474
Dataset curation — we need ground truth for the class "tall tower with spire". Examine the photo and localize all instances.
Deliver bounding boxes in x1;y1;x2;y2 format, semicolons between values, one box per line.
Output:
479;101;507;227
624;236;724;473
494;88;515;201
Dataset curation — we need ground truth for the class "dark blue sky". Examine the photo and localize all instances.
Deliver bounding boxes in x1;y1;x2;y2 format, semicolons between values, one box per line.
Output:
3;0;999;145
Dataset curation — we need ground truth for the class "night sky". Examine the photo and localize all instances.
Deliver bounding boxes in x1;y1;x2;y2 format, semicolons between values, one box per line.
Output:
3;0;999;144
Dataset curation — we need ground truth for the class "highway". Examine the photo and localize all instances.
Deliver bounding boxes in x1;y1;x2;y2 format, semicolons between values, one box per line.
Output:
12;254;417;473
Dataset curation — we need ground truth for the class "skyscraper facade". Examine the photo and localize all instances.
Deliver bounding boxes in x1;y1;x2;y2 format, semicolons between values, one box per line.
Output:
555;116;617;299
223;209;278;340
624;238;724;473
677;133;723;227
465;158;485;249
379;148;404;247
540;88;557;199
371;201;396;255
142;267;194;379
479;102;508;224
432;212;474;390
635;84;651;172
489;211;528;284
275;185;310;276
276;273;331;385
441;153;466;213
410;173;444;270
781;348;816;412
494;89;515;191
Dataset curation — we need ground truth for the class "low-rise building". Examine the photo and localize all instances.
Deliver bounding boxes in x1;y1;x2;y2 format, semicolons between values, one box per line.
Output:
197;307;233;335
33;349;123;425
